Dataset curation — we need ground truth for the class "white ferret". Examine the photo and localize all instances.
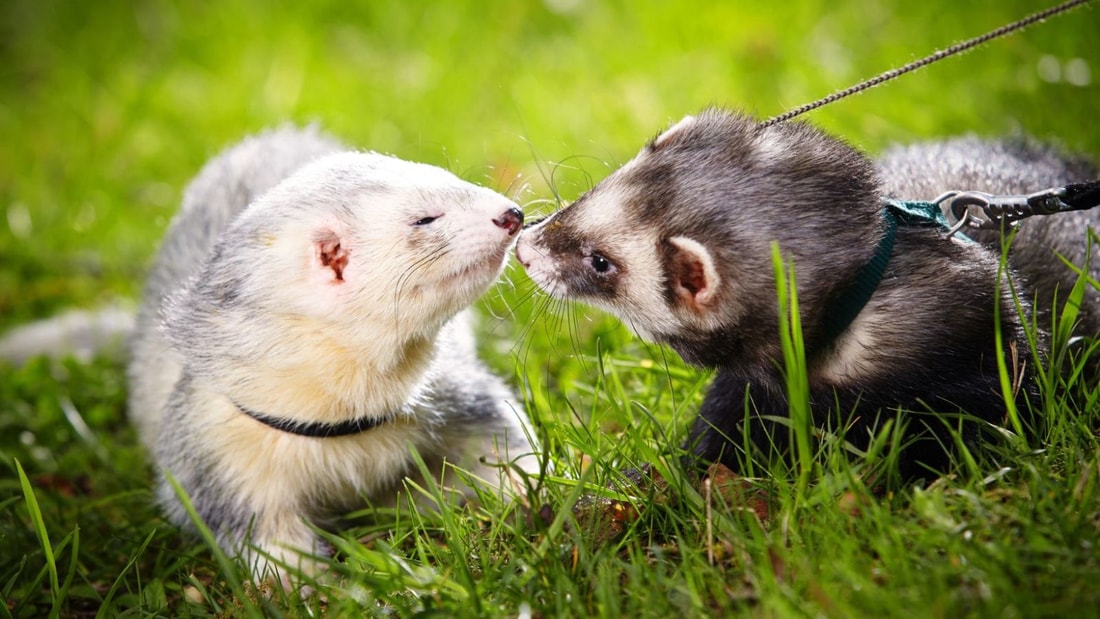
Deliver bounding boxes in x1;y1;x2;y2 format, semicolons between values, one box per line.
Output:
128;127;538;582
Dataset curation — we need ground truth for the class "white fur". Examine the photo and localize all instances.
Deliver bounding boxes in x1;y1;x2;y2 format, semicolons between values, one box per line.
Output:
652;114;697;150
518;182;683;340
135;136;538;586
811;313;876;384
518;149;731;341
750;128;791;167
159;334;533;579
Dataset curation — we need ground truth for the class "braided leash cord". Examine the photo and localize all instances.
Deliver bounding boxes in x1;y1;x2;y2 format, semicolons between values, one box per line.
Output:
761;0;1093;128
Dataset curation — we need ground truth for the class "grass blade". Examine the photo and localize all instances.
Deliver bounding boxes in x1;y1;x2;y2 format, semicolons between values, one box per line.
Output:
15;458;61;618
771;243;814;494
94;528;157;619
164;472;264;619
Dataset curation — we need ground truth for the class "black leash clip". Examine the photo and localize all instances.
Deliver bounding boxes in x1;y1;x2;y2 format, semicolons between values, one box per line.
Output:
936;180;1100;237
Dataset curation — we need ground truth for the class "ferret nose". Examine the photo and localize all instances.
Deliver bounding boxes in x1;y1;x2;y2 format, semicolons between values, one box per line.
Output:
493;207;524;236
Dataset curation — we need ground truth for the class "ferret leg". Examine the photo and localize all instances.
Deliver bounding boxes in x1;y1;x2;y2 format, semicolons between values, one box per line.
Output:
239;510;329;592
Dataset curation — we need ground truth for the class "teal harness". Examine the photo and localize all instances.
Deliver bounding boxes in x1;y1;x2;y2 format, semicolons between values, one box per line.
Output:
816;198;968;352
818;179;1100;351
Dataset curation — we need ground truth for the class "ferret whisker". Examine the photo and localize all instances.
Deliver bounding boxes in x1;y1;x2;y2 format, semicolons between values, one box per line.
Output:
519;134;563;207
555;153;609;192
505;287;554;357
394;244;447;290
521;197;566;222
643;333;681;411
528;299;559;331
480;271;533;340
512;289;554;356
504;175;531;205
500;281;543;318
392;246;449;325
546;163;569;208
499;262;526;294
546;299;576;363
390;250;432;315
566;302;592;375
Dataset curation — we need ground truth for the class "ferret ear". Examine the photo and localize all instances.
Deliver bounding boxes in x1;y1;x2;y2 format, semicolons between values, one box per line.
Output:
313;228;349;283
666;236;720;312
650;115;697;151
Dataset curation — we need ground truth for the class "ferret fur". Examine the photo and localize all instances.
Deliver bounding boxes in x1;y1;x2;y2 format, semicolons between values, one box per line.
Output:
516;109;1098;479
129;127;537;582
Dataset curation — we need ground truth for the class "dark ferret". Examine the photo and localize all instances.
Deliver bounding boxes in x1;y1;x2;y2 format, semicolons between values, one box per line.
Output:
517;109;1099;479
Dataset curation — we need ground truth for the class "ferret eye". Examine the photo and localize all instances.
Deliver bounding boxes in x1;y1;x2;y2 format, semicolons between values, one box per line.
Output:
590;253;613;274
413;216;439;226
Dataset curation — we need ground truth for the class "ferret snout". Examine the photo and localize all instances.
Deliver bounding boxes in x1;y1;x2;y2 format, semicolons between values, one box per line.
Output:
493;207;524;236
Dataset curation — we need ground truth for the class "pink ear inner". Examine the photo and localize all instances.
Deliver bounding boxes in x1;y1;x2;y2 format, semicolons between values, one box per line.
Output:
316;231;348;282
673;252;707;298
667;236;718;312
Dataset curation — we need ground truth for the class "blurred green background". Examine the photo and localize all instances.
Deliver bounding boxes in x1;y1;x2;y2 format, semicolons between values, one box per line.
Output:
1;0;1097;330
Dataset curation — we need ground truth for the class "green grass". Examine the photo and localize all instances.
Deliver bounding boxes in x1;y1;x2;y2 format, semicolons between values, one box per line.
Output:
2;0;1099;616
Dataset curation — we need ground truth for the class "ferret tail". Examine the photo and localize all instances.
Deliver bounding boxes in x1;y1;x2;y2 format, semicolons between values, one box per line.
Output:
0;306;134;365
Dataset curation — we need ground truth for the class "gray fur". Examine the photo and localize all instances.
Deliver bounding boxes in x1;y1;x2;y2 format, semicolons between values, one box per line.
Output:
130;128;536;582
878;137;1100;333
0;306;133;365
518;108;1098;478
128;126;345;441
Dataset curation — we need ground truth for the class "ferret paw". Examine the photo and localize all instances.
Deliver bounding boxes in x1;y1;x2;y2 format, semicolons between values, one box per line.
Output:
242;537;331;596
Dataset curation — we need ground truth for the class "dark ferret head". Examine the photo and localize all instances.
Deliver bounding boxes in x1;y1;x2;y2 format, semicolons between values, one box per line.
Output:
516;108;884;364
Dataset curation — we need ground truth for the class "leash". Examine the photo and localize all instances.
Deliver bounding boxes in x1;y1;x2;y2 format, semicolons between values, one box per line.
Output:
884;179;1100;238
762;0;1093;127
767;0;1097;348
818;180;1100;351
935;180;1100;236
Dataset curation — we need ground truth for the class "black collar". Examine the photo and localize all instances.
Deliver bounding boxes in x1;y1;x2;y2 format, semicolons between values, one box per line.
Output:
235;402;395;438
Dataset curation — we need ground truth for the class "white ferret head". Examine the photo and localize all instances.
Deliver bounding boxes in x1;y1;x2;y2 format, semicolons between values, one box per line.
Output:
516;109;883;366
167;151;523;363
